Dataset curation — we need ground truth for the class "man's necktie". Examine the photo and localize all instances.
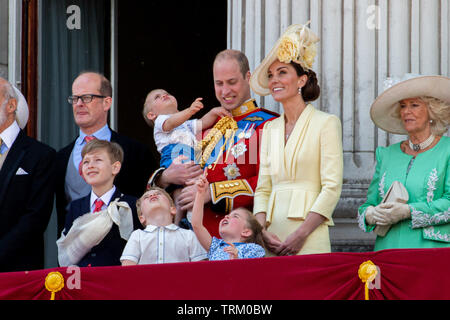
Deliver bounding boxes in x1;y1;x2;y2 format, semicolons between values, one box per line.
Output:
84;135;96;143
93;198;104;213
78;136;97;176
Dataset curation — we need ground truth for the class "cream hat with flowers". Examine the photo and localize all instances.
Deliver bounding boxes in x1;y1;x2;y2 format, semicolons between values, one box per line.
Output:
250;23;320;96
370;74;450;134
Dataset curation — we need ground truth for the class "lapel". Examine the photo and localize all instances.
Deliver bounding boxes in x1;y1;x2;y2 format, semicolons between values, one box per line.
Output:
0;130;29;204
110;188;122;203
284;104;315;176
110;129;120;143
80;194;91;216
57;140;75;179
63;141;76;161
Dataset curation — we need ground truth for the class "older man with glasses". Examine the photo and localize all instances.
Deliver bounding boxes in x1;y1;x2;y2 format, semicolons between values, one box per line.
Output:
55;71;159;237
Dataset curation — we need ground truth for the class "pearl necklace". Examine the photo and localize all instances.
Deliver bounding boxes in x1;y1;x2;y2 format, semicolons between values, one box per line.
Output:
408;134;435;152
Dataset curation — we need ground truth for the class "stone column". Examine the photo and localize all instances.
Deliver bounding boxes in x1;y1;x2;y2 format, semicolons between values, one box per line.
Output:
228;0;450;251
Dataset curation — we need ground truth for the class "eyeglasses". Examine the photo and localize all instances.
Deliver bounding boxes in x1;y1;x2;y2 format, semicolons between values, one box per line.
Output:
68;94;106;104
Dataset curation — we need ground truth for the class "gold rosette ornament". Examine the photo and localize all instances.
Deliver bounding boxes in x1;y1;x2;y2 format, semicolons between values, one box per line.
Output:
358;260;378;300
45;271;65;300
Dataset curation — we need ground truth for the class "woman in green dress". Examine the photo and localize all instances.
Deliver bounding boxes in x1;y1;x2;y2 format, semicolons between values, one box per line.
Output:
359;74;450;250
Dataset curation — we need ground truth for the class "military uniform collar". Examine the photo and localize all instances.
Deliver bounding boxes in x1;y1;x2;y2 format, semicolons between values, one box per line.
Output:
231;99;259;117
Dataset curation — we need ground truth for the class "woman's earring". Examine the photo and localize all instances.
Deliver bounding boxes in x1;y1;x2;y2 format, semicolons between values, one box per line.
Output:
429;119;434;124
298;87;302;95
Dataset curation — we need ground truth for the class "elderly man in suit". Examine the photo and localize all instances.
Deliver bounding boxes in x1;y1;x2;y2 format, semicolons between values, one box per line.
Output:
56;72;158;236
0;77;56;272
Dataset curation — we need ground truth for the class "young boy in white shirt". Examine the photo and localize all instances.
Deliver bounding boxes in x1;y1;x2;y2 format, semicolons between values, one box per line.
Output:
120;187;207;265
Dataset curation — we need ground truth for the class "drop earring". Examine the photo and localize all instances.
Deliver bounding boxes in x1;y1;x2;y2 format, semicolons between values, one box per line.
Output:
298;87;302;95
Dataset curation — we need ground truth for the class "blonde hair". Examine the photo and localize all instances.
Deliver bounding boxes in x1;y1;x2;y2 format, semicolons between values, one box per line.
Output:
136;187;175;218
81;139;124;164
421;96;450;135
235;207;265;248
142;89;163;127
393;96;450;135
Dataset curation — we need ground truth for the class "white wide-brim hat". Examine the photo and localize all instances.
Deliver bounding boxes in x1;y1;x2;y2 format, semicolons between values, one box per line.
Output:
250;23;320;96
370;74;450;134
13;86;29;129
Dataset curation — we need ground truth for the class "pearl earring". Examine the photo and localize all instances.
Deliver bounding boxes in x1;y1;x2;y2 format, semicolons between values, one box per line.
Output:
298;87;302;95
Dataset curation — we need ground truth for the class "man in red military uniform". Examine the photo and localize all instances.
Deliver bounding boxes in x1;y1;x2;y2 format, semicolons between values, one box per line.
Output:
149;49;278;237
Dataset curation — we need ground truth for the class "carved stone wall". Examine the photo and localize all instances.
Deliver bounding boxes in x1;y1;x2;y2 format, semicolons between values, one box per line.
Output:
228;0;450;251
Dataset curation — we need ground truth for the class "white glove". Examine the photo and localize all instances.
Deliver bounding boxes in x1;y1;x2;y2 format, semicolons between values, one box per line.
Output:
374;202;411;225
364;206;387;226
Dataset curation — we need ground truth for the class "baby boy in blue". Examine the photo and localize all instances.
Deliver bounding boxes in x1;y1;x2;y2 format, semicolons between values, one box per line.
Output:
143;89;231;168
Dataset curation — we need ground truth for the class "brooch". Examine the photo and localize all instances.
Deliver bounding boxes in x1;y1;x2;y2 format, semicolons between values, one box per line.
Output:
231;142;247;159
223;163;241;180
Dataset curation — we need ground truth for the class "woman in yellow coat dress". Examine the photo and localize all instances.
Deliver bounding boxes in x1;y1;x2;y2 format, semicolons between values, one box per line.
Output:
250;24;343;256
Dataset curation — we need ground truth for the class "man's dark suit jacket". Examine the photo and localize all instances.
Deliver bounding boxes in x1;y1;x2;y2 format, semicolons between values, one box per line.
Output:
63;188;141;267
0;130;56;272
55;129;159;236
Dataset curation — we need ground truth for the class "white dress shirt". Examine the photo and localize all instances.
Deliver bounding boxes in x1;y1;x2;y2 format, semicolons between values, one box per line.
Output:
0;120;20;154
120;224;207;264
90;185;116;212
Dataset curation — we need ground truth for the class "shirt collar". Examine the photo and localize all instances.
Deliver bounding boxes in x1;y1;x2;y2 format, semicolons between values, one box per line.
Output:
77;124;111;145
90;185;116;209
214;237;244;246
0;121;20;149
144;224;179;232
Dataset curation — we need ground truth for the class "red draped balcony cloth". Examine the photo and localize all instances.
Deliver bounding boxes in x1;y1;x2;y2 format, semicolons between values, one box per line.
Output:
0;248;448;300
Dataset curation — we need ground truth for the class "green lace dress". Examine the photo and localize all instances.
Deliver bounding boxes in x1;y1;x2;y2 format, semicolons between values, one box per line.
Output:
358;136;450;250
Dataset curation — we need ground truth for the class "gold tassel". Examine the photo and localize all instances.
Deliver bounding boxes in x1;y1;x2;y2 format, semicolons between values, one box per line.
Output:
358;260;378;300
45;271;65;300
197;117;238;168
